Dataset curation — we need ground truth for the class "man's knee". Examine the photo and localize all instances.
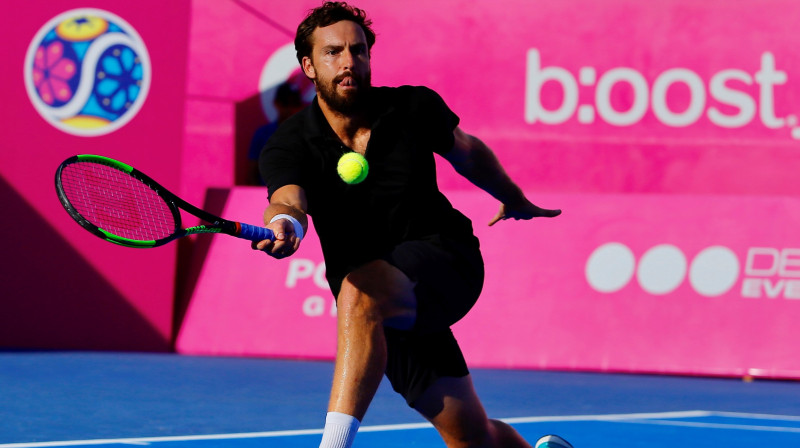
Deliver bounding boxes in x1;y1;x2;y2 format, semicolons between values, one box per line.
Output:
339;261;417;328
336;281;383;321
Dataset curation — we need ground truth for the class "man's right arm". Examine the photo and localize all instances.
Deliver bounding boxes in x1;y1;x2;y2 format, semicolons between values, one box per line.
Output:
254;184;309;259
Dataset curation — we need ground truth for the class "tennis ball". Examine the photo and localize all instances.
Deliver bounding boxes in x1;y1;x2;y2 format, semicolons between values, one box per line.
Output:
337;152;369;184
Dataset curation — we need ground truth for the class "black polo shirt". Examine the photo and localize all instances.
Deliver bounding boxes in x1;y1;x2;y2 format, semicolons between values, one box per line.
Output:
259;85;476;293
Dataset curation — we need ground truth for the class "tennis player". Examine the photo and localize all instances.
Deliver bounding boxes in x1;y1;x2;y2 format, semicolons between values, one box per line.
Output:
255;2;571;447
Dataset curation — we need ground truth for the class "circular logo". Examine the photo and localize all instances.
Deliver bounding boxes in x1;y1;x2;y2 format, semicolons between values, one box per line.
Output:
24;9;151;136
258;43;315;122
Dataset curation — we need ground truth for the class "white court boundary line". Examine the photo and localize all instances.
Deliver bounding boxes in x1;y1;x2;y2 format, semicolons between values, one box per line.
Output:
500;410;711;424
618;419;800;434
3;410;799;448
710;411;800;422
610;410;800;434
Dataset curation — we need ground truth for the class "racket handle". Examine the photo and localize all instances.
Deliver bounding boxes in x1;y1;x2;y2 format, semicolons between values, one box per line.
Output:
239;223;275;242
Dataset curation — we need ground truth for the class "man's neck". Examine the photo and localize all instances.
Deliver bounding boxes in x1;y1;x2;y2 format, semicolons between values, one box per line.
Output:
318;99;371;153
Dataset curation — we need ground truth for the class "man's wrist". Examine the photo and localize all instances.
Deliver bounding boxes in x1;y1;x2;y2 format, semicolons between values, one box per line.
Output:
269;214;304;241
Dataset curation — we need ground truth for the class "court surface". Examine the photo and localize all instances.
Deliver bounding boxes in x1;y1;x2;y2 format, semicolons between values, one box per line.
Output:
2;352;799;447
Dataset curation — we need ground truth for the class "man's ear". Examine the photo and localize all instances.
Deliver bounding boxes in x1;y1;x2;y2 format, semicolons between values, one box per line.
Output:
302;57;316;80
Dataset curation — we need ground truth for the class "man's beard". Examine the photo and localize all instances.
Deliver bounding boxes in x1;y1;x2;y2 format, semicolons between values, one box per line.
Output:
316;70;371;114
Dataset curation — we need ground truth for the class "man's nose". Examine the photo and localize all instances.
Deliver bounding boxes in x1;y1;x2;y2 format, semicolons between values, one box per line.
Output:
341;48;354;70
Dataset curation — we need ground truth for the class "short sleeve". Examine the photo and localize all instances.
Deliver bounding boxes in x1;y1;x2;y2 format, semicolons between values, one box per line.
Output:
258;142;309;200
412;87;460;155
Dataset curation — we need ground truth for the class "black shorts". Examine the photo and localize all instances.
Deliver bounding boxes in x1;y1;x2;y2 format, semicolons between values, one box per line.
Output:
383;327;470;407
382;234;484;332
380;234;485;406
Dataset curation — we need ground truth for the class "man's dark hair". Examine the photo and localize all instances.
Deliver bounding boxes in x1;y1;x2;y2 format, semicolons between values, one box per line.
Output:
294;2;376;65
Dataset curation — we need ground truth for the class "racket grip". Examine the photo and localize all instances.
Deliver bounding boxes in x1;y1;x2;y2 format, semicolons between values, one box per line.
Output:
239;223;275;242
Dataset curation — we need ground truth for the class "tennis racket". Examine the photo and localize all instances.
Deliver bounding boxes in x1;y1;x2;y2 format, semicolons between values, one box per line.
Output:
55;154;274;248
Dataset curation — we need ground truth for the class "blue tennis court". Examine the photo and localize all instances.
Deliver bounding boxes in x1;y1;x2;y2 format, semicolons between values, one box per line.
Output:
2;352;798;447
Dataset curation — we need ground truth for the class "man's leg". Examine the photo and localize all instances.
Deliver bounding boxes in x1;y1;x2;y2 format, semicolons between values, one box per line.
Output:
413;375;533;448
319;260;416;448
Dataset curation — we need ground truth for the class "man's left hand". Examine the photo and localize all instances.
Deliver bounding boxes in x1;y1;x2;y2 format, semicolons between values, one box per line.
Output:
488;201;561;226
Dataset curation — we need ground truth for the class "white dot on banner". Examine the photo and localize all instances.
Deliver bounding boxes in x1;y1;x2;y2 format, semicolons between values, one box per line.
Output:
637;244;687;295
579;67;596;85
578;105;595;124
586;243;635;293
792;127;800;140
689;246;740;297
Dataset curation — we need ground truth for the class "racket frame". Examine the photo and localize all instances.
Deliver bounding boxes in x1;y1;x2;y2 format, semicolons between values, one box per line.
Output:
55;154;246;248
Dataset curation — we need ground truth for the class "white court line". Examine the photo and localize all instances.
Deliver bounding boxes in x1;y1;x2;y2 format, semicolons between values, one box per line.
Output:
618;419;800;434
0;428;327;448
500;410;711;424
0;410;790;448
709;411;800;422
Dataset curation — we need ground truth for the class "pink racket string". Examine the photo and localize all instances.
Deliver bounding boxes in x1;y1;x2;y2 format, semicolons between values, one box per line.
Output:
60;162;176;241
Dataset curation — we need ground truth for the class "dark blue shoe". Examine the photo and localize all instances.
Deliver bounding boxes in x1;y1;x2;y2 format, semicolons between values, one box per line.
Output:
535;434;574;448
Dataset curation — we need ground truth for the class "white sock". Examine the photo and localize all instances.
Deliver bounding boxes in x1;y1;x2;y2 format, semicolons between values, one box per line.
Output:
318;412;360;448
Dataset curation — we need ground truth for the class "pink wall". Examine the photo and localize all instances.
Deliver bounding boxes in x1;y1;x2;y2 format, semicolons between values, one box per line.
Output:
182;0;800;199
175;0;800;378
5;0;800;376
1;1;190;350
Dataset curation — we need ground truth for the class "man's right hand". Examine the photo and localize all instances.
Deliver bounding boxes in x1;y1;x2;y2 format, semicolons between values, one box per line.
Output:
252;217;302;259
253;184;309;259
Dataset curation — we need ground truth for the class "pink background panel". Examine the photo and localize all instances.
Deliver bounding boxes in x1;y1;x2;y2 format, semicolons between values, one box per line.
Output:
454;192;800;378
176;188;800;379
5;0;800;363
172;0;800;370
1;0;190;350
175;188;336;359
181;0;800;214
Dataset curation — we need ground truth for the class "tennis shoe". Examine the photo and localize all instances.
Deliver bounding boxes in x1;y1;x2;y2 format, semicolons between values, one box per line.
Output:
535;434;574;448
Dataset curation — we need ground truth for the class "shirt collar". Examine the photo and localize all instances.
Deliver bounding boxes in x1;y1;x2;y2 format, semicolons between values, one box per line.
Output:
303;87;397;146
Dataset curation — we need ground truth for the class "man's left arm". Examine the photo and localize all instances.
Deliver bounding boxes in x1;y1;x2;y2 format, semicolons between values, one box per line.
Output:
442;127;561;226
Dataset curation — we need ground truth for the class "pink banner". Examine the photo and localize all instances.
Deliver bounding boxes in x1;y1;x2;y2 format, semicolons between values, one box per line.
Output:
367;0;800;196
176;0;800;376
183;0;800;198
176;188;800;379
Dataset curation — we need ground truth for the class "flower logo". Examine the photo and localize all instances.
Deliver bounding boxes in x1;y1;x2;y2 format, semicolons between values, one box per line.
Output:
32;41;78;105
24;9;151;136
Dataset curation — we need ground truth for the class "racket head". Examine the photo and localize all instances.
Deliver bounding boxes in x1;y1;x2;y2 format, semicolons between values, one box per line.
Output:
55;155;182;248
